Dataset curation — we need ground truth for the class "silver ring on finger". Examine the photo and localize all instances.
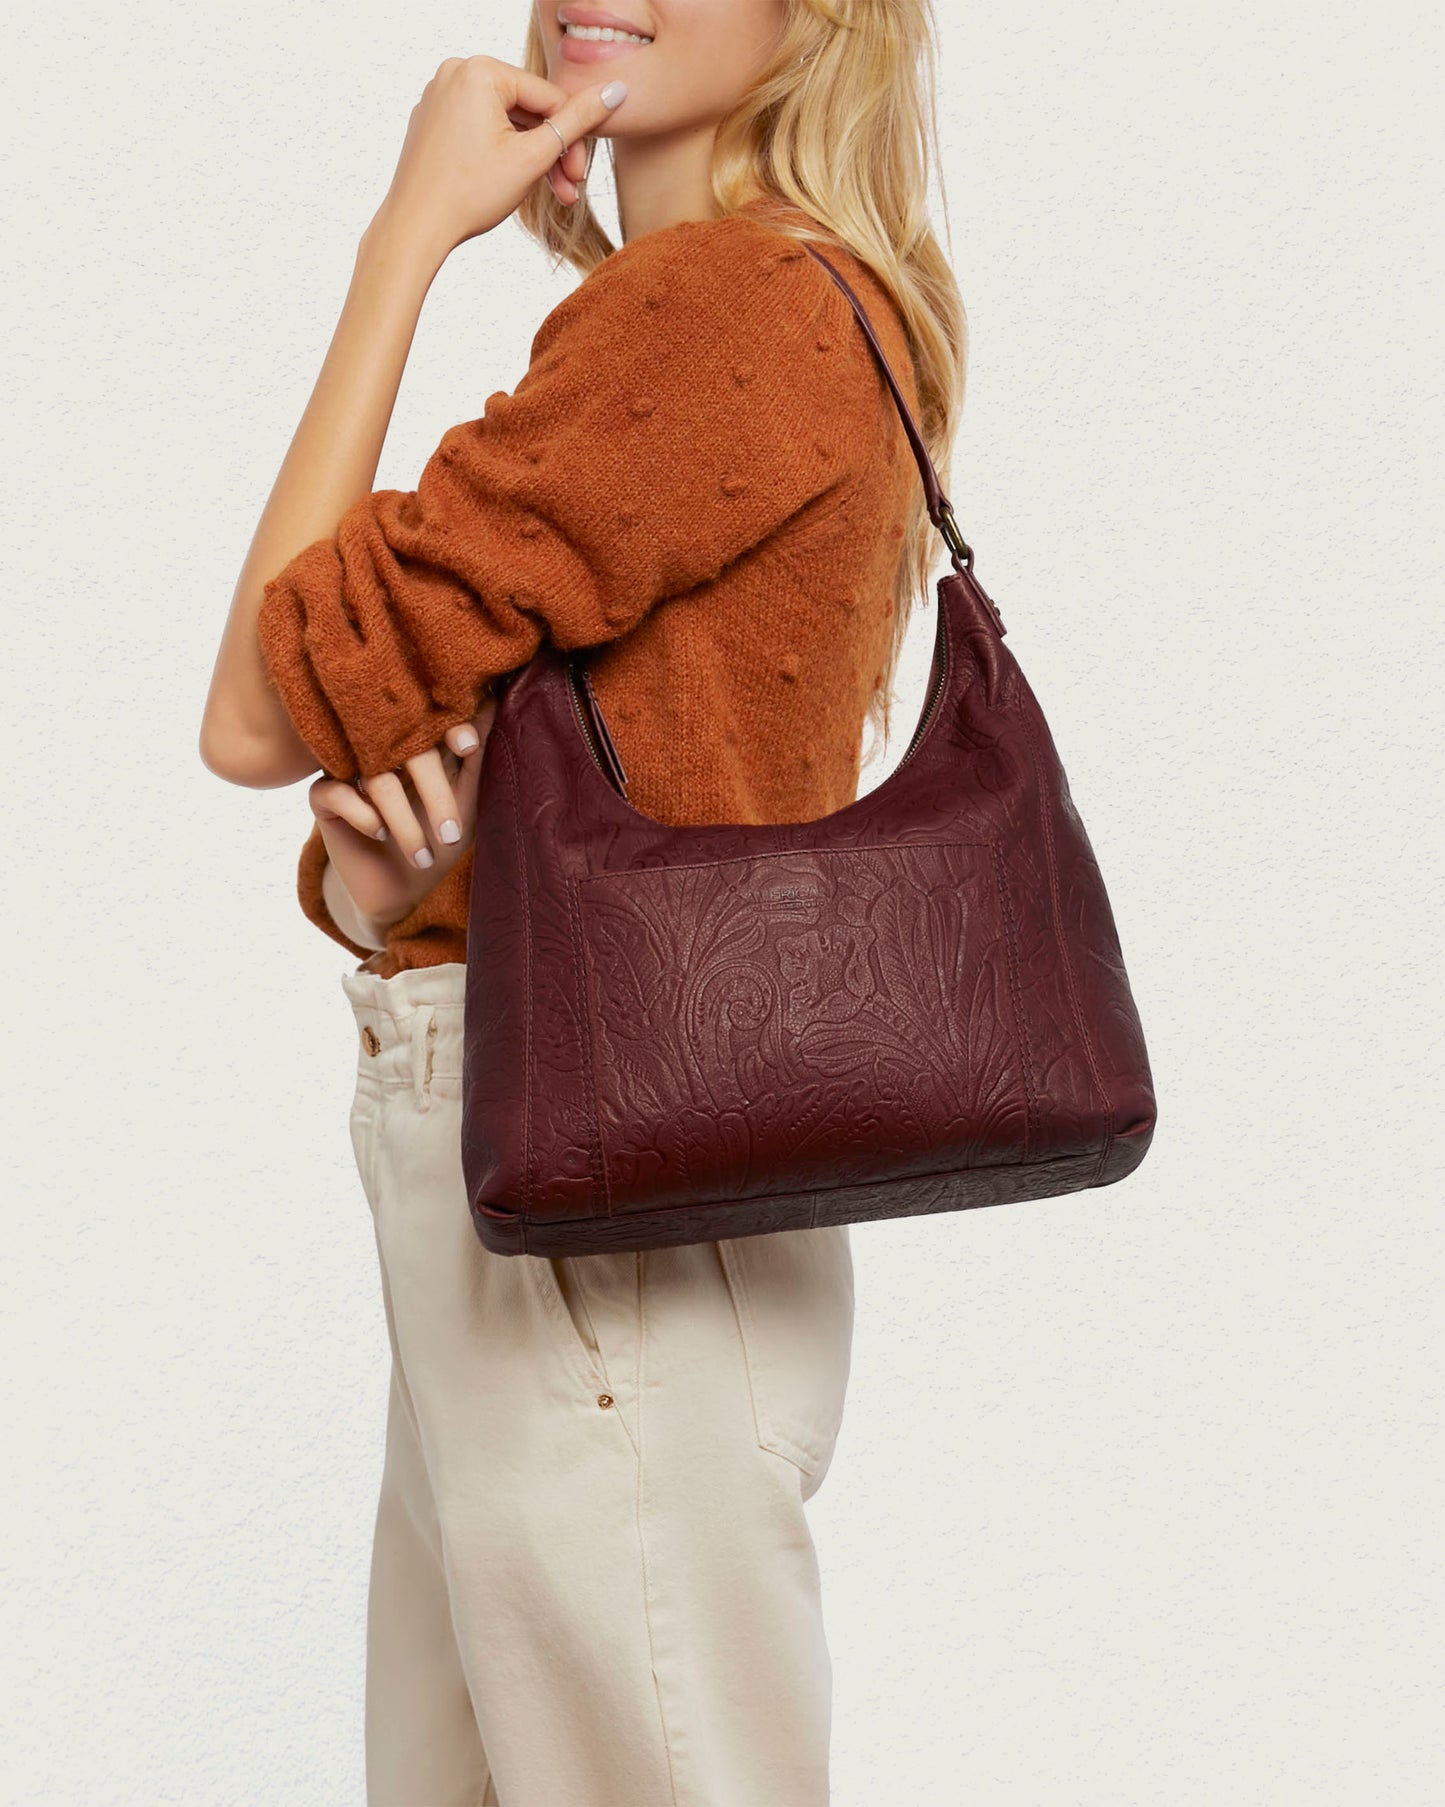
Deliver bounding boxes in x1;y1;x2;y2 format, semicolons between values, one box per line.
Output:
543;117;568;158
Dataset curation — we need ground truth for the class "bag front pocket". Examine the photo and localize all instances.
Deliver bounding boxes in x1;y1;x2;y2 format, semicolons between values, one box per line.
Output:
715;1224;855;1492
576;841;1027;1218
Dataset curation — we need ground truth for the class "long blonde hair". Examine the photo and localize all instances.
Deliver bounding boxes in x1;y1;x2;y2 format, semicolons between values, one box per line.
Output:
516;0;967;763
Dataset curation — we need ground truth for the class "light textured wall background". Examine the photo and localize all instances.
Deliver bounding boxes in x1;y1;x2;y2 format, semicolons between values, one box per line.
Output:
3;0;1440;1800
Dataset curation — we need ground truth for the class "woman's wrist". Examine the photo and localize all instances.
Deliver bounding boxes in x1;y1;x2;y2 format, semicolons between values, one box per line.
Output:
321;857;394;952
358;201;451;288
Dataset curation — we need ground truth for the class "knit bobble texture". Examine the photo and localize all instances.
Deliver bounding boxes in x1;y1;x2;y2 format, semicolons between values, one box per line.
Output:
259;198;923;974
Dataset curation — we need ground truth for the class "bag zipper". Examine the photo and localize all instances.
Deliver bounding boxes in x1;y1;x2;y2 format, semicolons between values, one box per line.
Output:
892;613;949;772
580;665;630;792
566;659;629;795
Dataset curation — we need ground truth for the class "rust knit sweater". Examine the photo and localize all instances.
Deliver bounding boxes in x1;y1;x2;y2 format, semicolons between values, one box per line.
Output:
257;195;922;980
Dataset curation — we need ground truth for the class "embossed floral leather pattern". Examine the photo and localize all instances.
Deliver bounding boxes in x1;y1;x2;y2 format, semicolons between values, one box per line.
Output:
461;249;1156;1256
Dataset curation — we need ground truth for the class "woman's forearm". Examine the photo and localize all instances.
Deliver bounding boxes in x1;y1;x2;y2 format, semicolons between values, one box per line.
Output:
199;208;447;789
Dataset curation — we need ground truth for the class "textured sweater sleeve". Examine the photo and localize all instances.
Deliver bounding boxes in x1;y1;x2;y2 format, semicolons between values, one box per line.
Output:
256;215;853;781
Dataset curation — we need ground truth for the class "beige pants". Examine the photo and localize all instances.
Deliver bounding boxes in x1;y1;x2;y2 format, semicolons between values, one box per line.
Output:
341;960;855;1807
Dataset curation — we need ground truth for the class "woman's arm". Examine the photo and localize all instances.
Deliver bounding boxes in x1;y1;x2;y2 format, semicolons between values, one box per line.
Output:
198;58;622;793
243;220;860;790
198;212;444;790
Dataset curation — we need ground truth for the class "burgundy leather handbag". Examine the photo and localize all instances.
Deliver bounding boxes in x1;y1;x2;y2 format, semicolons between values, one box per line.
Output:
461;246;1156;1257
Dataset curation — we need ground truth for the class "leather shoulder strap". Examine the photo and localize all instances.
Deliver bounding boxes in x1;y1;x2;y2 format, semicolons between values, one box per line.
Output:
803;245;976;578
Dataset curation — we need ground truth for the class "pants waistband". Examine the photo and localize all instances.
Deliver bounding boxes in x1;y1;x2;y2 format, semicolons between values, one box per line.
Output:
342;960;468;1103
341;959;468;1014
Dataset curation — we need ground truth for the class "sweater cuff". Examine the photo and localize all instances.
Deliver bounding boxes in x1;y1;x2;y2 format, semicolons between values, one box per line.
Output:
257;541;498;782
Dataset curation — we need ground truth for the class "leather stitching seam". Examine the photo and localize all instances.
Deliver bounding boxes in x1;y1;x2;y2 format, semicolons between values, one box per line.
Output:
569;875;612;1220
473;1147;1096;1235
573;835;993;893
990;839;1037;1165
500;731;535;1219
1013;672;1114;1184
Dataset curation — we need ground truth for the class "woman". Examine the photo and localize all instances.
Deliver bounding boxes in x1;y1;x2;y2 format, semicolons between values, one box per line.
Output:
201;2;965;1800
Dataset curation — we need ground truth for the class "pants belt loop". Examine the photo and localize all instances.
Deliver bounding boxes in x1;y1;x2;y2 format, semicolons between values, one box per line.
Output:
409;1006;438;1111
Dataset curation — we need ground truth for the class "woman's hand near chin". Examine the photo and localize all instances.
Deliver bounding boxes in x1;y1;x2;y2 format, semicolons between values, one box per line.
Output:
311;697;499;938
370;54;628;264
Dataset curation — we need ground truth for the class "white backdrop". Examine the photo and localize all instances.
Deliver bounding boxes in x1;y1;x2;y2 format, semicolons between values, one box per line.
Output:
4;0;1441;1801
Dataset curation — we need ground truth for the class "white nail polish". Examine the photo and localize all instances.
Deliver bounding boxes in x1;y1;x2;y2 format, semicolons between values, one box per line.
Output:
454;728;479;752
600;79;627;107
415;848;434;868
439;819;460;843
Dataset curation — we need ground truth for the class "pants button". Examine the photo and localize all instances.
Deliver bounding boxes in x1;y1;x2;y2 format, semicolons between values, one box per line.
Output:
597;1394;614;1410
361;1025;381;1056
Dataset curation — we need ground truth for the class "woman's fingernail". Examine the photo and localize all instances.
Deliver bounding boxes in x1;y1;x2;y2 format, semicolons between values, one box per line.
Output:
600;80;627;107
414;847;434;869
454;727;479;752
439;819;460;843
374;826;388;840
